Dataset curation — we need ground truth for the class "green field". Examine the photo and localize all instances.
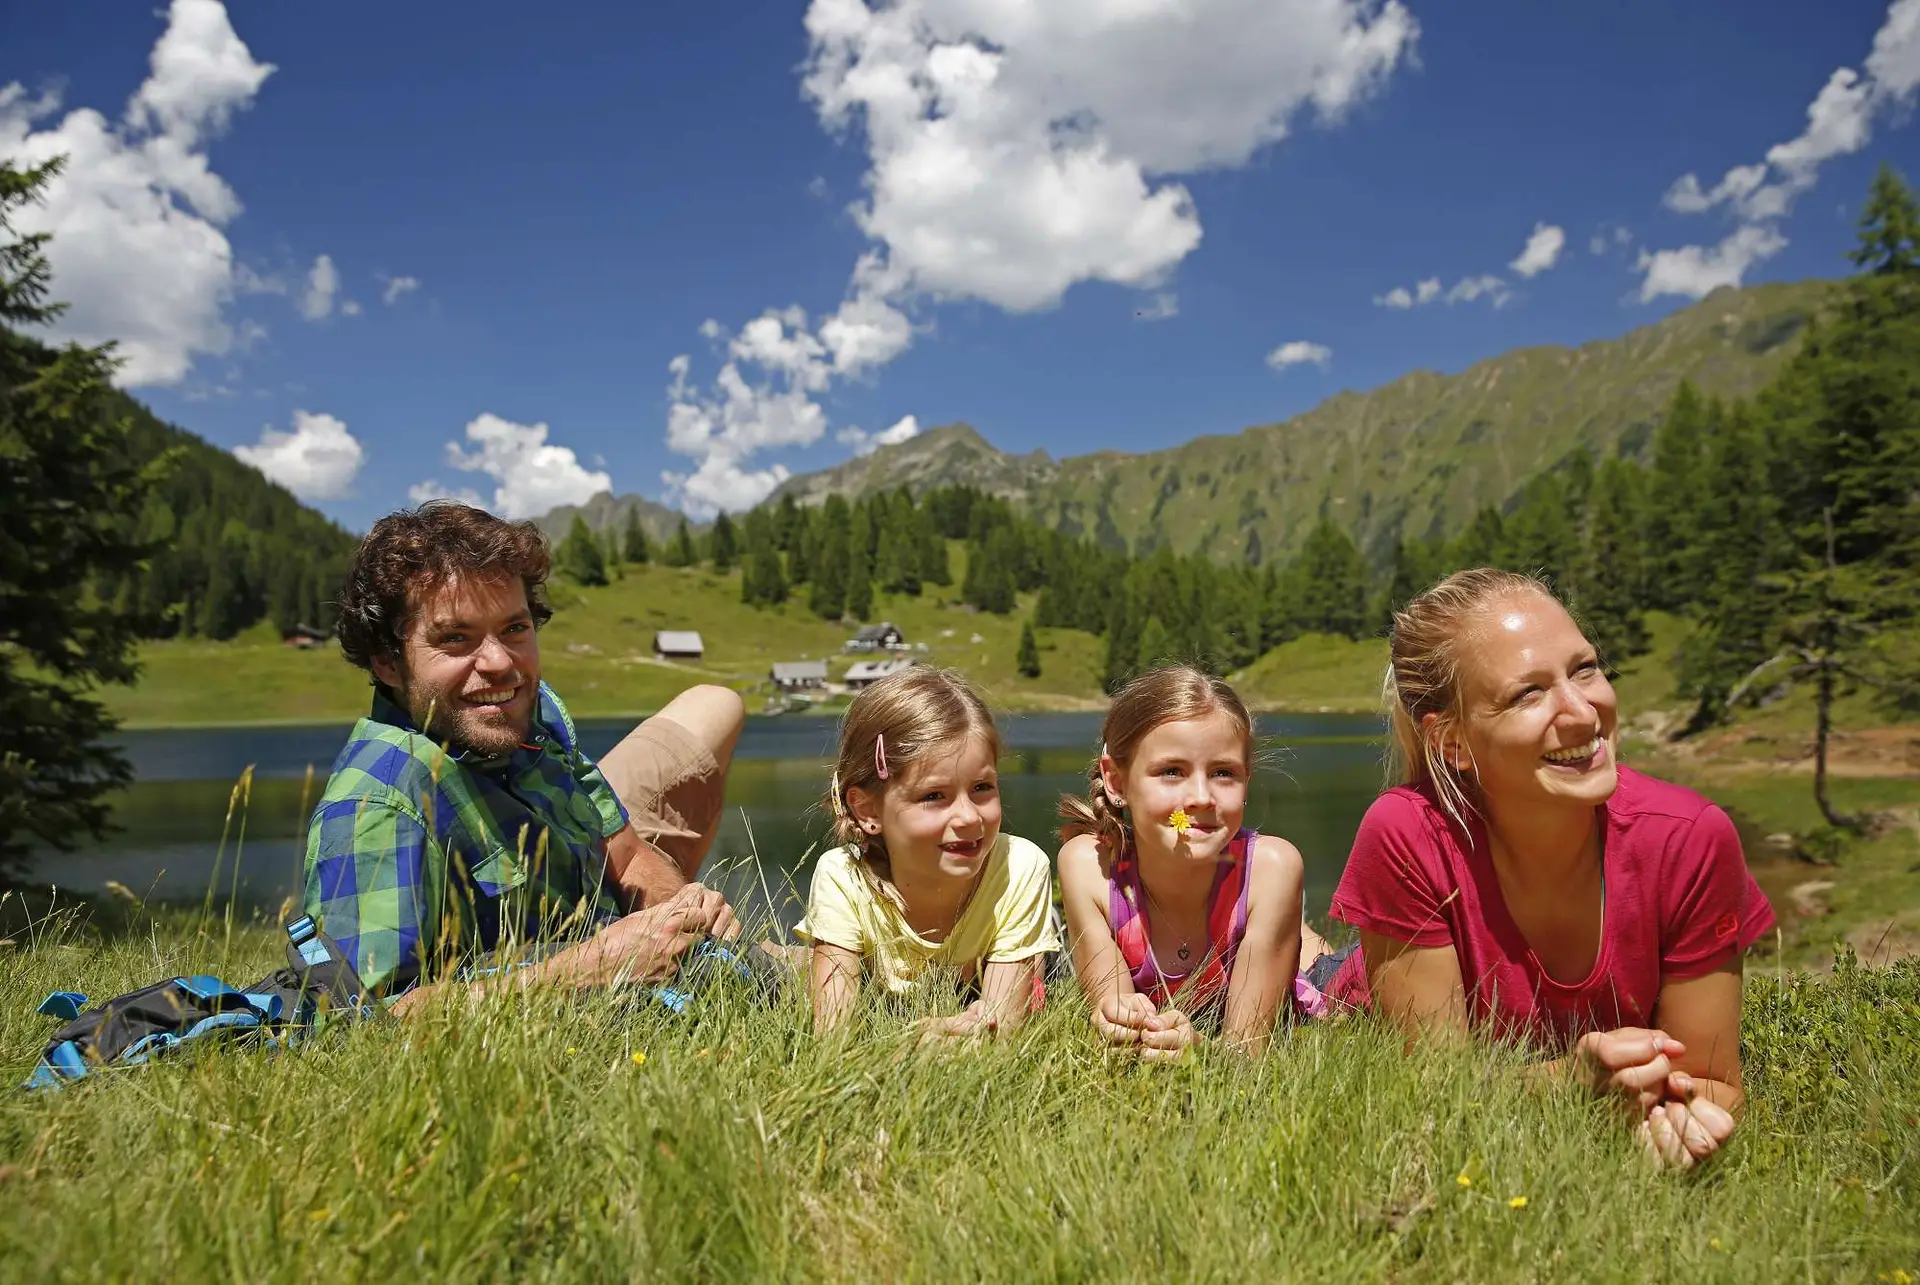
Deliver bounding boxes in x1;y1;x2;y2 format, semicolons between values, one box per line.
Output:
0;909;1913;1282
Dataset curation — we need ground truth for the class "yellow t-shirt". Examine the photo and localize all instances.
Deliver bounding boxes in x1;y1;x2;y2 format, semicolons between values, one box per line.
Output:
794;833;1061;995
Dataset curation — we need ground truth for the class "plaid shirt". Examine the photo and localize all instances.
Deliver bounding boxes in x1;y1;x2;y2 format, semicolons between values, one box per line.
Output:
301;682;629;996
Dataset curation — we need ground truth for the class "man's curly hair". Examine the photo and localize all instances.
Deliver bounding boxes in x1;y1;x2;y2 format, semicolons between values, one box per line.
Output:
335;501;554;679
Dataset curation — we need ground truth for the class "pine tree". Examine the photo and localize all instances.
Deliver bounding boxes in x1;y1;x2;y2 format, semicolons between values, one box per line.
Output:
1289;512;1370;639
878;489;923;594
1136;615;1175;669
1444;505;1506;572
962;528;1018;614
1573;456;1651;666
916;507;951;586
0;157;168;876
1849;163;1920;276
557;513;608;586
666;518;696;568
846;502;874;621
1377;533;1442;628
741;516;788;608
1498;472;1582;591
1016;619;1042;678
709;511;739;573
1643;382;1714;609
809;496;851;619
622;510;651;564
786;507;814;585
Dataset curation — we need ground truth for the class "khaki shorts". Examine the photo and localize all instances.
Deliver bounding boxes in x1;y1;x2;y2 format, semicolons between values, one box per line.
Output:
596;714;725;874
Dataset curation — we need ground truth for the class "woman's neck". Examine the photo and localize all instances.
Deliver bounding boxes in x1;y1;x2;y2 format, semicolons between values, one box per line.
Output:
1483;795;1602;892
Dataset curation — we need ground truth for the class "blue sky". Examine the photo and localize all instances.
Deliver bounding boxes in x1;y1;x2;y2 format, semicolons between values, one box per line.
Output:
4;0;1916;531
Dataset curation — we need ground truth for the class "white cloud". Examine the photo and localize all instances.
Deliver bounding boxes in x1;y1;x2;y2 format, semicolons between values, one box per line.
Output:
299;253;338;320
340;298;361;316
1508;222;1565;278
667;0;1417;518
1375;271;1508;309
1265;340;1331;371
1641;0;1918;300
233;410;364;500
1589;225;1633;255
1133;292;1179;322
837;413;922;456
430;413;612;520
1635;224;1789;303
407;480;486;509
380;274;420;306
0;0;274;385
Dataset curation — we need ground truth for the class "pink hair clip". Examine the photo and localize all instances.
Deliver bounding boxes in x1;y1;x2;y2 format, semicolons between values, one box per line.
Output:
875;733;889;780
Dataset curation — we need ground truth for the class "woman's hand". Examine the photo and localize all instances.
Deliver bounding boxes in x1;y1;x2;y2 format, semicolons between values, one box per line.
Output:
1637;1077;1737;1169
918;1000;998;1046
1137;1008;1200;1063
1572;1027;1687;1111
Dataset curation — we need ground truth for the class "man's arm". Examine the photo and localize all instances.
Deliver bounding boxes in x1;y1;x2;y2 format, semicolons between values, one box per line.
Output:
303;796;438;1000
604;824;690;909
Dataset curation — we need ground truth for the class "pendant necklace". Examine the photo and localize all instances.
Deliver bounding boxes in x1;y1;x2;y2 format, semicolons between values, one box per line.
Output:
1137;880;1197;963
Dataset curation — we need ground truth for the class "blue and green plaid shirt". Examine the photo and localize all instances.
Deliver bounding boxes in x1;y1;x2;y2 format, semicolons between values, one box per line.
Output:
302;682;629;996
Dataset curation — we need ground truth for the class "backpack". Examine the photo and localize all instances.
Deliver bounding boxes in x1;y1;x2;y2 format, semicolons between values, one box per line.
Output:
24;915;374;1091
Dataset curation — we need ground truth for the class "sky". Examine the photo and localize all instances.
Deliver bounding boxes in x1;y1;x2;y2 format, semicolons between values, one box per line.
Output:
3;0;1917;533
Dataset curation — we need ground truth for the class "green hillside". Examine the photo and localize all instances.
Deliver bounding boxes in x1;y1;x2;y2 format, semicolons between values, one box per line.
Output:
104;545;1112;726
768;279;1833;564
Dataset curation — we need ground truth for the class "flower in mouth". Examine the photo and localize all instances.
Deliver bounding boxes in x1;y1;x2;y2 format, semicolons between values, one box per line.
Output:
1167;809;1193;835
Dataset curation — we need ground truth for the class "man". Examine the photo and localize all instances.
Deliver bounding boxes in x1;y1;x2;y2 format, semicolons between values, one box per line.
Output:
302;501;746;1014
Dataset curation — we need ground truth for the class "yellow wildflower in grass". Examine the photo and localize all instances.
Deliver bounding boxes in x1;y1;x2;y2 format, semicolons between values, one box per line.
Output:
1877;1271;1914;1285
1168;809;1193;835
631;1051;648;1067
1710;1238;1726;1252
1507;1196;1527;1210
566;1046;579;1056
1455;1171;1472;1188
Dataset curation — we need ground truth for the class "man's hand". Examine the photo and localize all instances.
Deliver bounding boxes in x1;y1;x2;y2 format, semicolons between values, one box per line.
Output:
563;881;737;987
1572;1027;1686;1111
1092;992;1159;1047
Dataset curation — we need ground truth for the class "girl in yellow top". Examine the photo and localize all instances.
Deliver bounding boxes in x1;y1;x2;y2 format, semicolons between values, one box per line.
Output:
796;667;1059;1039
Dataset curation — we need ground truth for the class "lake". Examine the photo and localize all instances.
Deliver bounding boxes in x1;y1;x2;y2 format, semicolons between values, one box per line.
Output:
27;711;1388;930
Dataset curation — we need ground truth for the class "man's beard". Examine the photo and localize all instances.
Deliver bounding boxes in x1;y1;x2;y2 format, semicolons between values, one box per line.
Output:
401;678;534;758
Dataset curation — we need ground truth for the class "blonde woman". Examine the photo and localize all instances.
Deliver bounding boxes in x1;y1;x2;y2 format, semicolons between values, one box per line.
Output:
1328;569;1775;1168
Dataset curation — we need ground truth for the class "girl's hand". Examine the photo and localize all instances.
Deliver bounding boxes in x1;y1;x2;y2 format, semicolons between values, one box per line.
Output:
1092;992;1158;1047
1637;1082;1736;1169
919;1001;998;1046
1138;1008;1199;1063
1572;1027;1686;1110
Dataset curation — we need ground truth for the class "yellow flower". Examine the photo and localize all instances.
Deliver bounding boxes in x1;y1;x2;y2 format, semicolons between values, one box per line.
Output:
1709;1238;1725;1252
309;1208;331;1223
1168;809;1193;835
1455;1171;1472;1188
1877;1272;1915;1285
694;1047;711;1059
566;1046;579;1056
1507;1196;1528;1210
631;1051;648;1067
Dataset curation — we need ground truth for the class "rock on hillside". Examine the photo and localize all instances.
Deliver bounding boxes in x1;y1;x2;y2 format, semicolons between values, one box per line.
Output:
769;423;1058;507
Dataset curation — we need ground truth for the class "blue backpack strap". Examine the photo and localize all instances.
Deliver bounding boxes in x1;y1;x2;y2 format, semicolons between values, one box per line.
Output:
36;992;88;1021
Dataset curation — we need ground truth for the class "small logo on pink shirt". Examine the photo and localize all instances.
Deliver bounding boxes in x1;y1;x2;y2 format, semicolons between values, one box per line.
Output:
1714;913;1739;940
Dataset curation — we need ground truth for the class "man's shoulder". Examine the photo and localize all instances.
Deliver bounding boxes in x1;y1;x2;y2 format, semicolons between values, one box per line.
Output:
317;714;455;812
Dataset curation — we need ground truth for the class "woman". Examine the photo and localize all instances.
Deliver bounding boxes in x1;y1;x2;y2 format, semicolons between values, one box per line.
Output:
1327;568;1775;1167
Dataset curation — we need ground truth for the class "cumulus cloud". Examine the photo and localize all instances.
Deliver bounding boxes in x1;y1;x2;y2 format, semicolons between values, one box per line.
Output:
0;0;274;385
299;253;338;320
1509;222;1565;278
1640;0;1920;301
407;479;486;509
665;0;1418;515
837;414;922;456
1265;341;1331;372
380;274;419;306
428;413;612;520
233;410;364;500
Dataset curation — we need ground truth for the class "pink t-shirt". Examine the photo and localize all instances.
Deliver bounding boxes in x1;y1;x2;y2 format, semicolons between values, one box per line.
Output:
1327;766;1776;1052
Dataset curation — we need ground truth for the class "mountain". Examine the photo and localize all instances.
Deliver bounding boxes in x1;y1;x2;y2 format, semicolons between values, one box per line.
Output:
769;279;1833;564
532;491;702;547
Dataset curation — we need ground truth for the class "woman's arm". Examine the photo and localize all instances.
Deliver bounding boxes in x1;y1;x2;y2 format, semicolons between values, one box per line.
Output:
1220;836;1307;1055
1058;835;1163;1050
1359;930;1470;1038
808;942;863;1035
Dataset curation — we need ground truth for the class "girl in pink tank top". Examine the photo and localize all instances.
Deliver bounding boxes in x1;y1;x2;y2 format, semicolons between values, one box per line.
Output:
1058;666;1347;1059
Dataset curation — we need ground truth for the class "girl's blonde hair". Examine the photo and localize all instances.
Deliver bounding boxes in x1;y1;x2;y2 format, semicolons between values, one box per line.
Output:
827;666;1003;884
1384;566;1562;832
1058;664;1254;867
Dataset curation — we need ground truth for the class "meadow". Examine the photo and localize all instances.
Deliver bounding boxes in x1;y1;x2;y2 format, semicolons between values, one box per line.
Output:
0;901;1914;1283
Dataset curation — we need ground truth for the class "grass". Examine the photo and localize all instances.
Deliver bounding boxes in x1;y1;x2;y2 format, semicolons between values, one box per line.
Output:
102;547;1111;728
0;904;1914;1283
1233;633;1388;714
